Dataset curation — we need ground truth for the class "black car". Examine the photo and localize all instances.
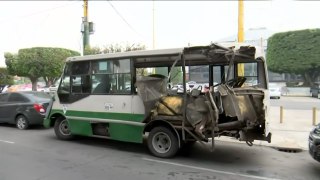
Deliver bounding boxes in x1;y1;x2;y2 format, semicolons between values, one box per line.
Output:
0;91;52;129
309;123;320;162
310;83;320;98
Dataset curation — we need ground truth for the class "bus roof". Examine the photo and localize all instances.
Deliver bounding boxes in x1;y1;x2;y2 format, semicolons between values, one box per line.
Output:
66;43;260;66
67;47;184;62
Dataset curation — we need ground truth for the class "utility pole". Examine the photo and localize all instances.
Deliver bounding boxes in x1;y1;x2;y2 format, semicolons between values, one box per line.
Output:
81;0;95;55
152;0;155;49
238;0;244;43
152;0;156;74
237;0;245;76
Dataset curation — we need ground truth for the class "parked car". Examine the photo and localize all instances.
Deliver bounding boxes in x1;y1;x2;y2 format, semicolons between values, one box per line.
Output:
269;83;282;99
197;83;210;93
0;91;52;129
186;81;197;92
171;83;184;93
0;85;10;93
310;83;320;99
309;123;320;162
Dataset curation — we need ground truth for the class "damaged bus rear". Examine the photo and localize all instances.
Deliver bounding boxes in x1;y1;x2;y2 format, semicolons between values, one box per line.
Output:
135;44;271;157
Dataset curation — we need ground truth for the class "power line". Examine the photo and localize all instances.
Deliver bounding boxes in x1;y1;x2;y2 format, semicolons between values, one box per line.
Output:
106;0;146;41
0;1;80;23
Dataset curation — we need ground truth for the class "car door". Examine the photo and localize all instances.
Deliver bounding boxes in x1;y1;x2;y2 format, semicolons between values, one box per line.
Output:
0;93;10;122
6;93;30;124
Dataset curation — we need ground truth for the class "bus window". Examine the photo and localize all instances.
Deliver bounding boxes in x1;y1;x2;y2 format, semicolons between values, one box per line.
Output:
92;74;111;94
71;61;91;94
136;67;168;77
110;73;131;94
71;75;91;93
91;59;132;94
58;63;71;94
212;66;222;86
225;65;234;82
92;60;113;74
111;59;131;94
114;59;130;73
243;62;258;87
71;61;90;75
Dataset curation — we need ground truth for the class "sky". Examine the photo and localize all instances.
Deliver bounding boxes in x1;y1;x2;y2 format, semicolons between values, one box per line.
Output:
0;0;319;67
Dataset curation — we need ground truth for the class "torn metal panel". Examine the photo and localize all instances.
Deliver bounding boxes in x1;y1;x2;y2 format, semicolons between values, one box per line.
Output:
135;75;167;119
218;84;243;121
135;43;271;146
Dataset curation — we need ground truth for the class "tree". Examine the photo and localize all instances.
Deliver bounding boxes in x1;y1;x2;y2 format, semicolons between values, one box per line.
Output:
0;67;14;85
84;46;101;55
84;43;146;55
267;29;320;86
5;47;80;91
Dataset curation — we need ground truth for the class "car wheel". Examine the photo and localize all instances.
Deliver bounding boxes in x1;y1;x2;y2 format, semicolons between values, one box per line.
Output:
16;115;29;130
54;117;74;140
147;126;179;158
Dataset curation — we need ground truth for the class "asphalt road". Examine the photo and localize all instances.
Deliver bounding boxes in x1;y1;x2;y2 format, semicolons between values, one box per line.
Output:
0;125;320;180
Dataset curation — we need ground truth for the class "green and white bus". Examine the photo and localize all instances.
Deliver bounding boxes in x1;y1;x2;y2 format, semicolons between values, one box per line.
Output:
44;43;271;158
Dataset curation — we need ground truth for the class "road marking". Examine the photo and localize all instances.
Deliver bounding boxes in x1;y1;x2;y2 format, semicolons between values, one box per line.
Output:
0;139;15;144
142;158;280;180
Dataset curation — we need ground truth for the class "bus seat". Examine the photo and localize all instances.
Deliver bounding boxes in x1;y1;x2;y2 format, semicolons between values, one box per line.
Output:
93;83;111;93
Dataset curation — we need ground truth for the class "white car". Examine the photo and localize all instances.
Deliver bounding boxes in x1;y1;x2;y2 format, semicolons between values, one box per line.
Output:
171;84;184;93
186;81;197;92
269;83;282;99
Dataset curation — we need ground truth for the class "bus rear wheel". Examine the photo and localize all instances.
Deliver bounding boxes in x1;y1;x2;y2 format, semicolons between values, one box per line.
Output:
147;126;179;158
54;117;74;140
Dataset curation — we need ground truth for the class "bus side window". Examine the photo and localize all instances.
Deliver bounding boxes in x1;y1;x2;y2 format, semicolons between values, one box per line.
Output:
71;75;91;93
111;59;132;94
59;76;70;94
92;74;111;94
108;74;131;94
82;75;91;93
71;61;91;94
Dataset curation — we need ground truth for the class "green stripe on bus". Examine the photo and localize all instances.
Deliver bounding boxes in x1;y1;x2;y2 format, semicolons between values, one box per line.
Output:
50;109;145;122
47;109;144;143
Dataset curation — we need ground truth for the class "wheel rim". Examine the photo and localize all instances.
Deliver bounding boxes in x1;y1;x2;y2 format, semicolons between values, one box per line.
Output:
152;132;172;154
59;120;71;136
17;117;26;129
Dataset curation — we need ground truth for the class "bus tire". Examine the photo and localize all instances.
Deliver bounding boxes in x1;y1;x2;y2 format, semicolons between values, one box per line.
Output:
147;126;179;158
54;117;74;140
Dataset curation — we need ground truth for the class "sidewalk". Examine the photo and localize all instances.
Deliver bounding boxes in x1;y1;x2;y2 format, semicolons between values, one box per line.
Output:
217;105;319;150
260;106;318;150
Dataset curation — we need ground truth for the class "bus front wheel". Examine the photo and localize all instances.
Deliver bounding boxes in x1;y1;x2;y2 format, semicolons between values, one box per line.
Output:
147;126;179;158
54;117;74;140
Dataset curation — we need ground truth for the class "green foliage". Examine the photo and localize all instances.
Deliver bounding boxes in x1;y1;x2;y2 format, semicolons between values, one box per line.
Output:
84;46;101;55
0;67;14;85
267;29;320;85
4;47;80;89
4;52;18;75
84;43;146;55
